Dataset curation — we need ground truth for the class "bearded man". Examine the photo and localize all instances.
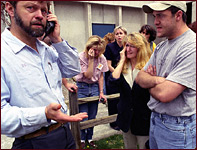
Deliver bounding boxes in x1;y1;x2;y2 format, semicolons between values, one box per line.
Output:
1;1;87;149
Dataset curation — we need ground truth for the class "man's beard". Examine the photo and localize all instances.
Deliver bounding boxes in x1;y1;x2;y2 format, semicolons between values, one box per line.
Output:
14;10;45;37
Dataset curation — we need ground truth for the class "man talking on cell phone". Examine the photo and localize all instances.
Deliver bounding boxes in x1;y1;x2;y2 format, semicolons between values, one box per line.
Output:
1;1;88;149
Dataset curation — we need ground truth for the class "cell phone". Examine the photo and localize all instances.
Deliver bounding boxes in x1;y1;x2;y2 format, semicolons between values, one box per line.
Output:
45;21;55;35
42;17;55;40
100;98;105;104
71;88;76;93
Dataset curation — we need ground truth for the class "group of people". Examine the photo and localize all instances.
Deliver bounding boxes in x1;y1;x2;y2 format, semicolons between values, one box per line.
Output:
1;1;196;149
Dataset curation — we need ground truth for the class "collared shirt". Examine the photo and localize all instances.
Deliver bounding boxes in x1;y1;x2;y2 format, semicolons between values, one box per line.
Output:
123;63;139;89
74;51;109;84
1;28;80;138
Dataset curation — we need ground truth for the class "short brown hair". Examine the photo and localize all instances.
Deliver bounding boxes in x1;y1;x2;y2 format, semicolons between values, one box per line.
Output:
103;33;115;45
85;35;106;58
188;21;196;33
1;1;51;26
8;1;51;9
139;25;156;42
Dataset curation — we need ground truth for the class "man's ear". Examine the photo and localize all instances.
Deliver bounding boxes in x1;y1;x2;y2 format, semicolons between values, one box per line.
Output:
175;10;183;22
5;2;15;17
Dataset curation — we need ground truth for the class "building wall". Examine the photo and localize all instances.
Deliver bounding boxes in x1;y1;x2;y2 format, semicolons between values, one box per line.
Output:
53;1;154;52
1;1;196;52
53;1;87;52
80;1;153;8
192;1;196;22
91;4;116;24
122;7;144;33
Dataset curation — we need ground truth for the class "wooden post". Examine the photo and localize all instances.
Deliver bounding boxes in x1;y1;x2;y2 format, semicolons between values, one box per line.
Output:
69;91;81;149
67;93;120;148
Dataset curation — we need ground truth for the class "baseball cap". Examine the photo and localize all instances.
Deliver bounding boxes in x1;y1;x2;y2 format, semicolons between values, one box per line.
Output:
142;1;187;13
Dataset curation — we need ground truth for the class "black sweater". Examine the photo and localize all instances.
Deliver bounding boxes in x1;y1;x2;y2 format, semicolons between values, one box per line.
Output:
108;73;151;136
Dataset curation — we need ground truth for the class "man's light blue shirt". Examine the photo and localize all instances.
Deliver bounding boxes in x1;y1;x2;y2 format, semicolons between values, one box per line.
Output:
1;28;80;138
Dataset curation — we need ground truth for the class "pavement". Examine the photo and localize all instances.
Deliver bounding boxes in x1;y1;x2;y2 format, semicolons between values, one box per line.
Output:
1;102;122;149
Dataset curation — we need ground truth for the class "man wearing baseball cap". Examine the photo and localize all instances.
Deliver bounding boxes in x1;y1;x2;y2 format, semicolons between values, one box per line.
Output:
136;1;196;149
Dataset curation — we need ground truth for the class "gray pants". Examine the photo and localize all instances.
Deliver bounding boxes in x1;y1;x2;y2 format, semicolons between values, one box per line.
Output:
123;128;149;149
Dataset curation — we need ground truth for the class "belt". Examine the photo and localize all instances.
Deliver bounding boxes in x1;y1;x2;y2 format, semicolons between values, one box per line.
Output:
19;123;63;140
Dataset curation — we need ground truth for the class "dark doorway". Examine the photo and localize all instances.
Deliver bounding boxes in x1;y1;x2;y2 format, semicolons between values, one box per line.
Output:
186;2;192;25
92;23;115;38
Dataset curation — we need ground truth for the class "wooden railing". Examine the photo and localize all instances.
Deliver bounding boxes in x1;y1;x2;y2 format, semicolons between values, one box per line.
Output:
68;91;120;149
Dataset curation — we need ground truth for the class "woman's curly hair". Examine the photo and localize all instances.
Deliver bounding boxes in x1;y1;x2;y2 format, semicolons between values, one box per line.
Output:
121;33;152;73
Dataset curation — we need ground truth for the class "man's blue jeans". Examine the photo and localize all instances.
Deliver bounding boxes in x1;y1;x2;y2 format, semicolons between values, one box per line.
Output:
77;82;99;141
149;112;196;149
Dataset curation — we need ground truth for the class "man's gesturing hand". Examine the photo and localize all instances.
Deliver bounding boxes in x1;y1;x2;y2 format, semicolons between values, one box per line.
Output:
45;103;88;123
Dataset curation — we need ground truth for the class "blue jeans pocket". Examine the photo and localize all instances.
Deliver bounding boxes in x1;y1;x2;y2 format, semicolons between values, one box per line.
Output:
161;119;185;146
161;119;185;131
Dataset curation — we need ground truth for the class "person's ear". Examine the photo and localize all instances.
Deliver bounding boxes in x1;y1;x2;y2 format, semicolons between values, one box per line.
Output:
5;2;15;17
175;10;183;22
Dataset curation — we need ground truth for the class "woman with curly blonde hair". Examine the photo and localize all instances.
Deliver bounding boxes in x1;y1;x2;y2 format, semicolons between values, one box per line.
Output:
121;33;152;74
108;33;152;149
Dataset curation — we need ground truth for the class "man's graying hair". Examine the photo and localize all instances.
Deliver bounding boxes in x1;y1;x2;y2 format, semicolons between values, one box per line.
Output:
7;1;51;9
1;1;51;26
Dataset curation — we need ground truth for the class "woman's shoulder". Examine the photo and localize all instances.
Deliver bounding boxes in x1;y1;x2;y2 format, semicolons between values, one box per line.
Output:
79;51;88;61
107;41;117;48
99;54;107;61
99;54;105;58
79;51;87;58
79;51;85;56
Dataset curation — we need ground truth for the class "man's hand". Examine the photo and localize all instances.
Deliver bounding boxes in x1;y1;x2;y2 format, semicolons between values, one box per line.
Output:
136;64;165;88
145;64;165;85
47;11;62;43
45;103;88;123
145;64;156;76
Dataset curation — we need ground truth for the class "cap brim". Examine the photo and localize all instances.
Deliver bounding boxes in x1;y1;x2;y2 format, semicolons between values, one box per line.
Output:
143;3;171;13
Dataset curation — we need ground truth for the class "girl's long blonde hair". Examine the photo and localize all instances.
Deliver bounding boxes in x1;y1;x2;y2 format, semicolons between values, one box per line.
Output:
122;33;152;73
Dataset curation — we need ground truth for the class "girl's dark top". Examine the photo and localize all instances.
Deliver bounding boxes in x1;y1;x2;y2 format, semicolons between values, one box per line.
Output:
108;74;151;136
104;41;123;94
